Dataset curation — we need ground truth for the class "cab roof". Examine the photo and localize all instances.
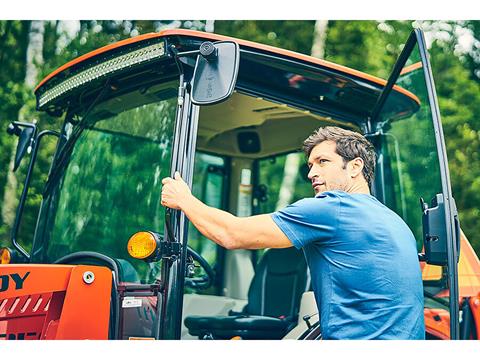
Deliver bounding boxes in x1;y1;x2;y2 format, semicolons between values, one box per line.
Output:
34;29;419;126
35;29;398;92
36;29;396;93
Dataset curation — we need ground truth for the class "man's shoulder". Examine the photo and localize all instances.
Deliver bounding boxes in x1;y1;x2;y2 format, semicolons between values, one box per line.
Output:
272;192;341;248
279;192;341;219
319;191;383;209
293;191;342;207
311;190;344;201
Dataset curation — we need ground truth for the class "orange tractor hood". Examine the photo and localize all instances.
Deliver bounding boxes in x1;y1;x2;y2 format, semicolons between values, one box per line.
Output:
0;264;112;340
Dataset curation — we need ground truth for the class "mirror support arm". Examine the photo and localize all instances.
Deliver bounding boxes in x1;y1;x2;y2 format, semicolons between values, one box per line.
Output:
11;129;61;261
169;44;185;76
7;121;37;135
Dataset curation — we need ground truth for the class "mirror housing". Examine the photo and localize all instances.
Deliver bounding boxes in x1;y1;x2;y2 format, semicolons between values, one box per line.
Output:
7;122;37;172
190;41;240;106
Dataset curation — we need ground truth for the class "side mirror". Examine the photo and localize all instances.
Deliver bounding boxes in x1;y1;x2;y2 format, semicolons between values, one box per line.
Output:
190;41;240;106
7;122;37;172
5;124;60;262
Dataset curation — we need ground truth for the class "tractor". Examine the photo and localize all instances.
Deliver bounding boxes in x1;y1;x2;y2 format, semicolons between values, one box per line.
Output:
1;28;479;340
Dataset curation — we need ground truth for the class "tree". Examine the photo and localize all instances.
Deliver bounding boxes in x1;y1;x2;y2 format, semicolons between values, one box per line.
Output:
0;21;30;242
215;20;315;54
460;20;480;82
1;21;44;247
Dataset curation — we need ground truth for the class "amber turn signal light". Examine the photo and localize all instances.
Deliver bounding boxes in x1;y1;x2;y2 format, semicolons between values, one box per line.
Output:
0;247;12;264
127;232;158;260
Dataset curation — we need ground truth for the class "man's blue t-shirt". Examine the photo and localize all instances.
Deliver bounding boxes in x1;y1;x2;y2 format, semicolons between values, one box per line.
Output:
271;191;425;339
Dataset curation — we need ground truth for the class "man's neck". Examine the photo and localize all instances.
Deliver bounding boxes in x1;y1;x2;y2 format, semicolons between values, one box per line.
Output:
346;182;371;195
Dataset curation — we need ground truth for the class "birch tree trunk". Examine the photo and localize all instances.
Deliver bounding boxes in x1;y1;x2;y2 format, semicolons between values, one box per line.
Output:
25;21;45;88
311;20;329;59
275;20;329;210
55;21;80;55
205;20;215;33
1;21;45;231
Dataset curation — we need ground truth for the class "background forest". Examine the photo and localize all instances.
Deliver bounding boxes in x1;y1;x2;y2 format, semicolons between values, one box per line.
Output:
0;20;479;256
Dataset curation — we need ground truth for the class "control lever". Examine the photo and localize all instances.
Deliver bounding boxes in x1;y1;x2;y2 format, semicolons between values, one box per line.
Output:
303;312;318;330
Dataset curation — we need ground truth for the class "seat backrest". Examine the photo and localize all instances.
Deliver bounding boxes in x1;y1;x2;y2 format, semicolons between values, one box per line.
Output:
245;247;309;318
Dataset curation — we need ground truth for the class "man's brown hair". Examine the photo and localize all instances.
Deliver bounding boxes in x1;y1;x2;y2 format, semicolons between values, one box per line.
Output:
303;126;376;187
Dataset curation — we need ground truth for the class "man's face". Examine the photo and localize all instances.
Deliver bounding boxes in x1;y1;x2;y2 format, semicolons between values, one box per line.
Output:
307;141;351;195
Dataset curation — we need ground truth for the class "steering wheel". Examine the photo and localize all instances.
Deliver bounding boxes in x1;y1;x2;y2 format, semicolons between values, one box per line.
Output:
54;248;213;290
53;251;120;280
185;245;215;290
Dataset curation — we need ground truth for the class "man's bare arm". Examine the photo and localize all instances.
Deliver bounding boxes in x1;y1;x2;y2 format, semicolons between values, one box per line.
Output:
161;172;292;250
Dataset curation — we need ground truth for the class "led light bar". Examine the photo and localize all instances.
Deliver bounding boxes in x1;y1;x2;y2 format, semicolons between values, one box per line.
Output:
38;41;166;109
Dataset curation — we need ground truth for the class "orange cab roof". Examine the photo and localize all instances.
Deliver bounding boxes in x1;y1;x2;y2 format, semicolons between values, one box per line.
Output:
36;29;398;94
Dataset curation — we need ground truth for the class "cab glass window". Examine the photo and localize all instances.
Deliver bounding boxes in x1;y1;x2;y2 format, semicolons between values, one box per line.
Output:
377;45;442;249
376;43;446;304
187;152;227;293
31;81;178;284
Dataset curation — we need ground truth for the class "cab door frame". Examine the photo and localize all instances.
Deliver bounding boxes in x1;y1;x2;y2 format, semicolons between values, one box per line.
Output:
157;71;201;339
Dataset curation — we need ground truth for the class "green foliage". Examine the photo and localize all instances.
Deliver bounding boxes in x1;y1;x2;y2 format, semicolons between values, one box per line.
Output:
324;20;413;79
460;20;480;82
215;20;315;54
0;21;31;243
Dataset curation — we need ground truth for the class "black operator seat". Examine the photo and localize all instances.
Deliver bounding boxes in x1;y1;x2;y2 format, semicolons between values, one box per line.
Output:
184;247;310;339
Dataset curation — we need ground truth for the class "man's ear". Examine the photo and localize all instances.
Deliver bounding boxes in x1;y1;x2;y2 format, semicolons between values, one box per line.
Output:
348;157;364;178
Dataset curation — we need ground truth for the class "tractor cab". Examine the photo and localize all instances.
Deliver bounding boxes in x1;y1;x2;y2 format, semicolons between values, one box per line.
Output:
2;29;479;340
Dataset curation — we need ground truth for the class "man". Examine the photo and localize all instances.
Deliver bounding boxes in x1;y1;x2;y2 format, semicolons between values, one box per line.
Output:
161;126;425;340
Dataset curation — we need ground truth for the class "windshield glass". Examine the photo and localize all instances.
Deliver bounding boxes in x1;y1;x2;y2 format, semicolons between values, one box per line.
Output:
31;80;178;284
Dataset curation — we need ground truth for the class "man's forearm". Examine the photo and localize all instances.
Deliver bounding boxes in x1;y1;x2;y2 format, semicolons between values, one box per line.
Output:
180;195;241;249
161;172;292;249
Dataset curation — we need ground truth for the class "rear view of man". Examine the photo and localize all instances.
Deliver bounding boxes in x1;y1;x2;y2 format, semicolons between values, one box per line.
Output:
161;126;425;339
